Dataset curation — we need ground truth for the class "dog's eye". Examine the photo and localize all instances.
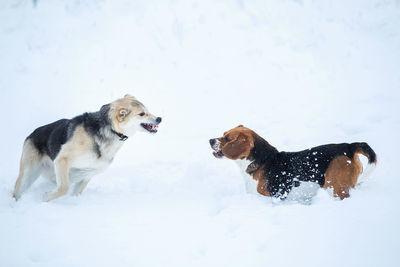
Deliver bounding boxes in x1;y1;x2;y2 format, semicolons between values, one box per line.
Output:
224;137;230;142
139;112;145;116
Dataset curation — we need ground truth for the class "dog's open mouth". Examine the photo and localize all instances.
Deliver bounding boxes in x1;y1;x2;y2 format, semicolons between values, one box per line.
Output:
213;150;224;158
141;123;158;133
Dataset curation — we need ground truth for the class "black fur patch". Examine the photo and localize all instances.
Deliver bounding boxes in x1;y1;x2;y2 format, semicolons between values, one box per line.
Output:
27;104;112;160
93;142;102;158
27;119;71;160
248;138;376;199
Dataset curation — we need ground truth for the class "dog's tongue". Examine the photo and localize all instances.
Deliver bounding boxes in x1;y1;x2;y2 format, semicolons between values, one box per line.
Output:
213;151;223;158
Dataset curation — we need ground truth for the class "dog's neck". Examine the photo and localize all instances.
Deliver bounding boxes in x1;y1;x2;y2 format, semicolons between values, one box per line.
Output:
236;158;254;174
83;109;129;142
248;135;278;167
94;104;131;142
111;129;128;141
238;136;278;187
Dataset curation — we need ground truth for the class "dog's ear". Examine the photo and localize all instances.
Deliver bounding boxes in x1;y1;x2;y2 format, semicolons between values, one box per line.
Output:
100;104;110;114
222;133;254;160
124;94;136;99
117;108;130;122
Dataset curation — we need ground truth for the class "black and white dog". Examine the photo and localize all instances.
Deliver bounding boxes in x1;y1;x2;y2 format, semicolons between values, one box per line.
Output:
14;94;161;201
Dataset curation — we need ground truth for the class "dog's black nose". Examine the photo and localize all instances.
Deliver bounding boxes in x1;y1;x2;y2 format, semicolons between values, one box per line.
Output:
156;117;162;124
209;139;215;146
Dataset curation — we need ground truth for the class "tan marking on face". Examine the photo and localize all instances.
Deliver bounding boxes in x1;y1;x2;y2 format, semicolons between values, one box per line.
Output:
109;95;146;133
217;125;256;160
324;155;363;199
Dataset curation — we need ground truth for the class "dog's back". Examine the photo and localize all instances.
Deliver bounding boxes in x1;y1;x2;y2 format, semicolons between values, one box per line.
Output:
267;142;377;198
28;119;71;160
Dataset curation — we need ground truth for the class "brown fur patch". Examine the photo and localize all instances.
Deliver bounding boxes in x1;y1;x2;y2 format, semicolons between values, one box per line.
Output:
257;179;271;196
324;155;363;199
253;168;271;196
218;126;256;160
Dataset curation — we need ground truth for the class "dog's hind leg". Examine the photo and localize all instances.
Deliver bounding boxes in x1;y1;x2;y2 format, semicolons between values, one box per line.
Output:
40;156;56;184
324;155;362;200
13;140;42;200
42;156;70;202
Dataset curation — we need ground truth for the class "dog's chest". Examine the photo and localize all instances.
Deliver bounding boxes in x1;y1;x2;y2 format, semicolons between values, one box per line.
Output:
72;141;123;172
236;159;259;194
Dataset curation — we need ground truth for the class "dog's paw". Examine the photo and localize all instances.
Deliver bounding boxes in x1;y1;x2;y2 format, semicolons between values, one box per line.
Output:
246;161;260;174
42;192;54;202
13;193;20;201
71;191;82;197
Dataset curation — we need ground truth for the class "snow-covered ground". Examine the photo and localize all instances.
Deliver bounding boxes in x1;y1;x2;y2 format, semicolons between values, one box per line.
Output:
1;0;400;266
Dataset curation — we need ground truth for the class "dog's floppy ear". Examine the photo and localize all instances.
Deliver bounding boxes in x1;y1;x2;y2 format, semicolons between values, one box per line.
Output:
222;133;254;160
117;108;130;122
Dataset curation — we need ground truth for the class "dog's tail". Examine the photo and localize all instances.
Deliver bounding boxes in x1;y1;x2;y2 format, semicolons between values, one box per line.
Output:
351;142;377;164
351;142;377;183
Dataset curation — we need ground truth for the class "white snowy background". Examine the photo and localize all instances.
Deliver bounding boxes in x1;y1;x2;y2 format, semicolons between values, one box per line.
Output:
1;0;400;266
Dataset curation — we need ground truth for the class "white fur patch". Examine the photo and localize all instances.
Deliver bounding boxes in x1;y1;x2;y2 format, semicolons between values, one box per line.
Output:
235;159;258;194
69;139;124;182
212;139;221;152
357;153;376;184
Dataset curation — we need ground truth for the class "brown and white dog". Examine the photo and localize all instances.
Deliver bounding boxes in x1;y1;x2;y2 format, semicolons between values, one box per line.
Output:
14;94;161;201
210;125;376;201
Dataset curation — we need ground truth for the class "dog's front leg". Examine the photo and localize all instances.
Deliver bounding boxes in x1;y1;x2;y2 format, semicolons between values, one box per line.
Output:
43;157;70;202
72;179;90;196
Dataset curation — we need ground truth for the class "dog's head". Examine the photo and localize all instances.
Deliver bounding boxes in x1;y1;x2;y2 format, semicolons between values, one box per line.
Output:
107;94;162;136
209;125;277;162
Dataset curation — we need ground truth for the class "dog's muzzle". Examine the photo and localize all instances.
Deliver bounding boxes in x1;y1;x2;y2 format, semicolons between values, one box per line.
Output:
141;117;162;133
209;138;224;158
